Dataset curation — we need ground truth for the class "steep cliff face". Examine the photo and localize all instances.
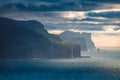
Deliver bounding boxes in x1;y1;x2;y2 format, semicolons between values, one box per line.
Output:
0;17;51;58
0;17;81;59
60;31;96;51
81;32;96;51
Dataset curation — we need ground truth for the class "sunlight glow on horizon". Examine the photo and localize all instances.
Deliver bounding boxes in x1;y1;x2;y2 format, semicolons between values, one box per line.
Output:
48;29;120;48
62;11;85;19
92;35;120;48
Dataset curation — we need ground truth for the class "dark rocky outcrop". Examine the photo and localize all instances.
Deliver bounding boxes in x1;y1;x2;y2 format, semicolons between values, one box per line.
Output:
0;17;81;59
60;31;96;51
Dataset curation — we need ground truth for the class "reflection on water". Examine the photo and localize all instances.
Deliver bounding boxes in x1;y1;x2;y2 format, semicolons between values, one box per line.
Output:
0;48;120;80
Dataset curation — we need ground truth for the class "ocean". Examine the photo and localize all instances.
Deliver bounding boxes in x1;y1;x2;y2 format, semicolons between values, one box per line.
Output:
0;47;120;80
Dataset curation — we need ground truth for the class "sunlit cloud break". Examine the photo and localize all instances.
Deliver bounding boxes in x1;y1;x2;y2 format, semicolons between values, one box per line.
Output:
102;25;120;32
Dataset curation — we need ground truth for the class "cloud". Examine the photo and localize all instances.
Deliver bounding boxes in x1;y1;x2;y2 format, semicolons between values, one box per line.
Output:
80;17;109;22
0;11;120;32
1;0;120;11
86;10;120;18
83;0;120;4
102;25;120;31
48;30;64;34
61;11;85;19
1;0;120;4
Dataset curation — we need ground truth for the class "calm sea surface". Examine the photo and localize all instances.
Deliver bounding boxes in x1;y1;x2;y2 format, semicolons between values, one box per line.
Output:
0;47;120;80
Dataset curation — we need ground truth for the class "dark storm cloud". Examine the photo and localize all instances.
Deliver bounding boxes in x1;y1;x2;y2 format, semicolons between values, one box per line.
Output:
0;1;99;11
86;11;120;18
84;0;120;4
1;0;119;11
69;17;110;23
1;0;120;3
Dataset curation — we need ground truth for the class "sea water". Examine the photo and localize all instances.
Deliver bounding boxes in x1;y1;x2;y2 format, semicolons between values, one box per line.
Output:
0;47;120;80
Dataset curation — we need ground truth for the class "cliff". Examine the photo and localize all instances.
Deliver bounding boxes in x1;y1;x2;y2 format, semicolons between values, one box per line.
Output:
60;31;96;51
0;17;81;59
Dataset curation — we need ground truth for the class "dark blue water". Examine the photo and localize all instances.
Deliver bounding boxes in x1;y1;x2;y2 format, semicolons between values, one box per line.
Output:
0;48;120;80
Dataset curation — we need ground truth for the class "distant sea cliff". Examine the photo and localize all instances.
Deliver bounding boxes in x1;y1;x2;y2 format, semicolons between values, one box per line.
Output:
60;31;96;51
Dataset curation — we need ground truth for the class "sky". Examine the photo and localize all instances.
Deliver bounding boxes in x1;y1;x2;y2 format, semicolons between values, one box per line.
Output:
0;0;120;48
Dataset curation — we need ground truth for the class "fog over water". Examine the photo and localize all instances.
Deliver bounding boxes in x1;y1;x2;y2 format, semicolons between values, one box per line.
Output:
0;47;120;80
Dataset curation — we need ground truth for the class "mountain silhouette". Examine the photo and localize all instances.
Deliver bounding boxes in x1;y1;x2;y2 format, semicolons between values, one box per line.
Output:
0;17;81;59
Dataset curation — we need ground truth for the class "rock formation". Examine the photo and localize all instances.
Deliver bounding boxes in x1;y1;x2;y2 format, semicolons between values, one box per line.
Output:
0;17;81;59
60;31;96;51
